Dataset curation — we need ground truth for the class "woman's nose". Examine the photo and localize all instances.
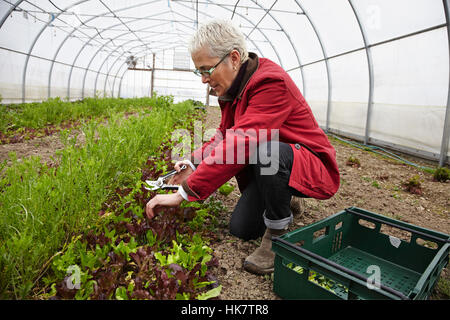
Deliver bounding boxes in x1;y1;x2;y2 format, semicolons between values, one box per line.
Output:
201;74;210;84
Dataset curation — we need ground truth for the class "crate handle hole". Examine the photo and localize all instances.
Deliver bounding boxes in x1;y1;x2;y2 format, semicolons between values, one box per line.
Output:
416;238;438;249
313;226;329;242
284;261;305;275
380;224;411;243
358;219;376;230
335;221;343;230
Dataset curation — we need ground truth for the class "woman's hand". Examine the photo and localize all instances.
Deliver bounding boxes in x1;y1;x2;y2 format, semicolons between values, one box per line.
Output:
145;192;184;219
145;160;195;220
167;160;194;185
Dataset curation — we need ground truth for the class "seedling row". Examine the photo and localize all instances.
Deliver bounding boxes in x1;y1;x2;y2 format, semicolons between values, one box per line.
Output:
0;96;224;300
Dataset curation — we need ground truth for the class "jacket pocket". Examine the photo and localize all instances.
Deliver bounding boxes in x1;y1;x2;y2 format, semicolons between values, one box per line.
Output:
288;144;337;199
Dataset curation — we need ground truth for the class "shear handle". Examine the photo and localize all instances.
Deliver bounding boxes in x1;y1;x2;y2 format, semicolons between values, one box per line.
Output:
160;164;187;180
159;185;179;191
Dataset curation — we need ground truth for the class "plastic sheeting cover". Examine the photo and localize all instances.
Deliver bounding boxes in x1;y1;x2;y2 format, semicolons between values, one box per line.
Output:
0;0;448;163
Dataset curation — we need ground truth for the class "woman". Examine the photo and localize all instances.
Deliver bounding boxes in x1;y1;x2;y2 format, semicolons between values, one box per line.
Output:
146;19;340;275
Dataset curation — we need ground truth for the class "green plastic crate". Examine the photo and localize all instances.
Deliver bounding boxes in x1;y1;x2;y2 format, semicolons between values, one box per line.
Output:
272;207;450;300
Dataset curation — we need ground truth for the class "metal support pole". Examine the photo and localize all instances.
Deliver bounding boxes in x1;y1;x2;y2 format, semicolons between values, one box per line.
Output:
0;0;24;29
349;0;375;145
151;53;156;97
206;84;210;106
111;63;127;98
441;0;450;166
293;0;330;126
118;63;132;98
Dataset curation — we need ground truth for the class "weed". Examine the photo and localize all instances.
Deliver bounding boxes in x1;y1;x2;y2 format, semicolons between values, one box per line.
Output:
433;167;450;182
218;182;235;196
391;193;401;200
403;175;423;195
346;155;361;168
371;180;381;189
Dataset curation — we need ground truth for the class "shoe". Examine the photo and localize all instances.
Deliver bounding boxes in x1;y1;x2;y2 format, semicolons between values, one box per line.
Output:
290;196;305;216
243;228;286;275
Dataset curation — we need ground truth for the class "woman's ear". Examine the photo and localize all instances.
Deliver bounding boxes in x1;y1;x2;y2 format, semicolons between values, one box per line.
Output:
230;49;241;68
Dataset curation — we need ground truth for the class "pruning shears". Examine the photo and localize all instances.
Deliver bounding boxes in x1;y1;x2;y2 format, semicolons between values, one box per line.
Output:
144;165;186;191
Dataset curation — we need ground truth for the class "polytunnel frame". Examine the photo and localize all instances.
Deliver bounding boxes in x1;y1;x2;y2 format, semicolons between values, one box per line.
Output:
0;0;449;166
97;10;269;100
442;0;450;167
111;0;284;102
2;0;312;117
49;1;170;98
77;25;169;98
79;20;179;98
61;0;274;101
1;0;125;100
118;0;304;106
19;0;88;103
285;1;374;147
107;0;299;107
70;1;271;100
283;0;450;166
100;41;176;96
80;21;176;97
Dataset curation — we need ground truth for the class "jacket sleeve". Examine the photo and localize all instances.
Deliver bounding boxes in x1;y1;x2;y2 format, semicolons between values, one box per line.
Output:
182;77;293;201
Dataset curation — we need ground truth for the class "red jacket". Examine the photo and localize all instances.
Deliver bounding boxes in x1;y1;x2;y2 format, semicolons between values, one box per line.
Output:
181;53;340;201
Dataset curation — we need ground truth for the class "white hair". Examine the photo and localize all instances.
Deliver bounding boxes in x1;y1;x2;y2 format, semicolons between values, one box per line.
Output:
189;19;249;63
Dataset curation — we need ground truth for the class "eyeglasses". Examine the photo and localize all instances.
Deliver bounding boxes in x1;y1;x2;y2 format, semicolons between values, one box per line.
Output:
193;53;229;77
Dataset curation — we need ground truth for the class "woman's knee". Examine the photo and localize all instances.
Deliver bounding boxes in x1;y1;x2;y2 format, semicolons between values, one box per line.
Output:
229;205;265;240
229;220;264;241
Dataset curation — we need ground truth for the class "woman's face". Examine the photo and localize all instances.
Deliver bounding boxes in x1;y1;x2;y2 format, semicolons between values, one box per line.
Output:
192;47;240;97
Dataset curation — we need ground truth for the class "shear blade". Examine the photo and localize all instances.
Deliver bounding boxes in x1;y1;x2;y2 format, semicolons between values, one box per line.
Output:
144;180;160;190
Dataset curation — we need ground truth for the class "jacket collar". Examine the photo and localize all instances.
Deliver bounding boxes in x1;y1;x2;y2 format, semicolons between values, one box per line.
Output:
211;52;259;102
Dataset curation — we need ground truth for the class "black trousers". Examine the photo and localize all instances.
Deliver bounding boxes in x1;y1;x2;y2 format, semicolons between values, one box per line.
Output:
229;141;304;240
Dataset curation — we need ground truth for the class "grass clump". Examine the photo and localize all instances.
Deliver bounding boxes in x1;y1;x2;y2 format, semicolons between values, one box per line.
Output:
433;167;450;182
